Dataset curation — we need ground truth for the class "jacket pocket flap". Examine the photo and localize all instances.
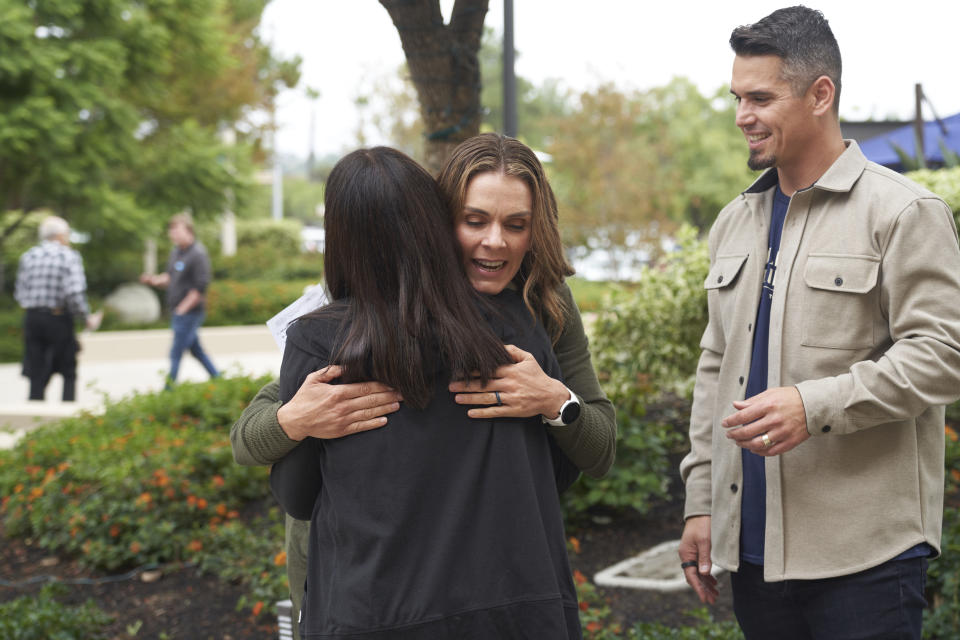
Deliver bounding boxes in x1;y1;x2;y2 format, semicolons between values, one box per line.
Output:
804;254;879;294
704;254;748;290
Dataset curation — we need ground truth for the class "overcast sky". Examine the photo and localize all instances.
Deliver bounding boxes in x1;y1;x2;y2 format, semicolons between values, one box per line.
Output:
260;1;960;159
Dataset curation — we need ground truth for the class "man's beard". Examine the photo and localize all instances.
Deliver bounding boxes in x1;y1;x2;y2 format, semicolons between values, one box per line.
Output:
748;150;776;171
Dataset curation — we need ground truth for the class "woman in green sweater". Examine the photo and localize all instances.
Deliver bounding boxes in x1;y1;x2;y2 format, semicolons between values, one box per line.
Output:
230;134;616;634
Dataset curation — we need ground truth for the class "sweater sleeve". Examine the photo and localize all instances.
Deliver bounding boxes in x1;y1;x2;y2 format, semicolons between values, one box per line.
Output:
270;319;331;520
545;282;617;478
229;379;299;467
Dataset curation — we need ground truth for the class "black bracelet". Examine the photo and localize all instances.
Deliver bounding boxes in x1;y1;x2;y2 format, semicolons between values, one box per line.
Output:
680;560;698;569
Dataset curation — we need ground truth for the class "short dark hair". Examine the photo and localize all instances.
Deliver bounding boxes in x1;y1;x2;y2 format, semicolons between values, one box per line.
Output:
318;147;510;409
730;6;842;111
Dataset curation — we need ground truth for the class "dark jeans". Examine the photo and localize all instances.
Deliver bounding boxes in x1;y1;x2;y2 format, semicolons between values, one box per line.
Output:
731;557;927;640
169;309;218;382
22;309;78;401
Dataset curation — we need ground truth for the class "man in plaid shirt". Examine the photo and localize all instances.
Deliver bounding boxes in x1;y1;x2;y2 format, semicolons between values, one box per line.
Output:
15;216;96;401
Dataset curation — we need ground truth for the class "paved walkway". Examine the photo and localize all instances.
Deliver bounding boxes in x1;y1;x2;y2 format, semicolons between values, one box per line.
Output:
0;325;281;449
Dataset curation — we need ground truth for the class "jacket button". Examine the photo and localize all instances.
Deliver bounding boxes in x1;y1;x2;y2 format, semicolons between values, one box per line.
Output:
730;483;738;493
739;376;744;385
822;425;832;433
717;275;724;283
748;323;752;332
834;277;843;286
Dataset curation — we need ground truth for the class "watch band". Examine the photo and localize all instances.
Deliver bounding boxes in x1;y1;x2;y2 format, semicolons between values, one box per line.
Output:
543;387;580;426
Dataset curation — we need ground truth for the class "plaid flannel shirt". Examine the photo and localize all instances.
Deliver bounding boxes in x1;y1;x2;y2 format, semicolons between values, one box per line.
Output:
15;241;90;318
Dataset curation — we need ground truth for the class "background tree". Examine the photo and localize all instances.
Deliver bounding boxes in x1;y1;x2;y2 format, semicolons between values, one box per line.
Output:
0;0;299;292
546;78;755;263
378;0;488;172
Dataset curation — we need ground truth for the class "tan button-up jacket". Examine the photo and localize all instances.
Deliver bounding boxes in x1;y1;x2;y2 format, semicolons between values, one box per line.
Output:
681;141;960;581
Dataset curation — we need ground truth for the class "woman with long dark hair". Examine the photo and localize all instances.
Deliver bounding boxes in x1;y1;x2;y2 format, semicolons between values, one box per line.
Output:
269;147;582;639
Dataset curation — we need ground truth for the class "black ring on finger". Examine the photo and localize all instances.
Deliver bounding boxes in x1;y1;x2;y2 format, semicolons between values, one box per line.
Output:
494;391;502;406
680;560;698;569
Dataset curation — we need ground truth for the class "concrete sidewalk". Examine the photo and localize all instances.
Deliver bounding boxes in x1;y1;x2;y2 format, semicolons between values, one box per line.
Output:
0;325;282;448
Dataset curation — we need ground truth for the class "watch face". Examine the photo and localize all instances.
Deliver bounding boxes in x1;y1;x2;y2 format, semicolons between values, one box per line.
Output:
561;400;581;425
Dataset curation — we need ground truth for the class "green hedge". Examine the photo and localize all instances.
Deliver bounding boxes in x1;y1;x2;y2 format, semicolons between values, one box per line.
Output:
907;167;960;231
566;225;708;514
0;584;113;640
0;376;287;618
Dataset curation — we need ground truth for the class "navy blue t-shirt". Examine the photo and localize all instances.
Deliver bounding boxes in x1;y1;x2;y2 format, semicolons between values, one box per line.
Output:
739;185;790;565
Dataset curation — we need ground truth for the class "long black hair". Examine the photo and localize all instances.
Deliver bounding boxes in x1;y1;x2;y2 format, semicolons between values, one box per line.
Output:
316;147;510;409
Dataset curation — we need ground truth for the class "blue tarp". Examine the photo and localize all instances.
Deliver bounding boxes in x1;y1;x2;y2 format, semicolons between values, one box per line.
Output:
858;112;960;170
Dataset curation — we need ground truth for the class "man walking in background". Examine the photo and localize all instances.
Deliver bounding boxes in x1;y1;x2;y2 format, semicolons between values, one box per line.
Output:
141;213;219;385
679;6;960;638
15;216;98;401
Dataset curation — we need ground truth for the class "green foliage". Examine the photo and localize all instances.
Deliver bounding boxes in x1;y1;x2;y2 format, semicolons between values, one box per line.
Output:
205;279;317;327
0;376;288;615
548;79;754;254
906;167;960;232
565;226;709;513
478;28;572;151
924;423;960;637
566;277;627;313
200;217;322;282
0;583;113;640
626;609;743;639
0;0;300;289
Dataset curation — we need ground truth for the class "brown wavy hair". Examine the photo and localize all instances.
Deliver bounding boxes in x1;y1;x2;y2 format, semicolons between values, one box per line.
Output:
437;133;574;343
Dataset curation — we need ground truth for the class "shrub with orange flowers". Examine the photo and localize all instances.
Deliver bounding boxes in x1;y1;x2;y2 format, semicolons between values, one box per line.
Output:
0;375;288;619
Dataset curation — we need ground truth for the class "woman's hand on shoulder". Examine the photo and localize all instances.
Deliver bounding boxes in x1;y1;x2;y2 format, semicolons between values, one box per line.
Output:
278;365;402;441
448;345;569;420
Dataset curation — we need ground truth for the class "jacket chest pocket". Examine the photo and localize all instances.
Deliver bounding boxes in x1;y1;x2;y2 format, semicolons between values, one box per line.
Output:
704;254;749;331
801;254;880;350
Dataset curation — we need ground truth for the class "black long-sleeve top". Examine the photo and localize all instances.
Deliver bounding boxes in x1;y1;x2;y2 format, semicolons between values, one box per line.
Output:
271;289;582;639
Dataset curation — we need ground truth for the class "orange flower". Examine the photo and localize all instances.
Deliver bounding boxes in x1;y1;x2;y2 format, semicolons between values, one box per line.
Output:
136;492;153;507
187;539;203;552
110;524;120;538
212;475;225;487
579;600;589;612
568;537;581;554
274;551;287;566
951;469;960;483
13;483;23;494
216;503;228;516
586;621;602;633
252;601;264;617
573;569;588;585
165;488;176;499
129;541;142;554
946;425;959;442
29;487;44;500
186;495;197;506
227;510;239;519
196;498;208;510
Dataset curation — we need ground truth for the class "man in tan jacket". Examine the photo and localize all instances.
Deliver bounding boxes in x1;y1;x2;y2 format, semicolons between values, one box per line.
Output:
679;6;960;639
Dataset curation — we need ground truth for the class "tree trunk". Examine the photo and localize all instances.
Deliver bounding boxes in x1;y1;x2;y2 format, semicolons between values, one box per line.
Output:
379;0;489;173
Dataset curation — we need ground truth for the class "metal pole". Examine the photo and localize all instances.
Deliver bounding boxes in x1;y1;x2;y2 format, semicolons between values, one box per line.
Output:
503;0;517;137
914;83;926;169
